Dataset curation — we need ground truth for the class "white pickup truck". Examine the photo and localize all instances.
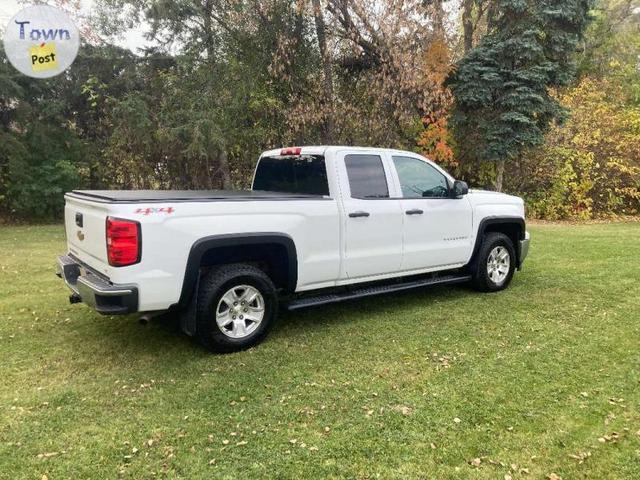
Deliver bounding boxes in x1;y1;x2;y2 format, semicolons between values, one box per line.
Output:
57;146;530;352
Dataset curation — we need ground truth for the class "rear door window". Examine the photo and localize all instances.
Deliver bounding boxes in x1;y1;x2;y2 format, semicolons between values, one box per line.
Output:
253;155;329;196
344;154;389;199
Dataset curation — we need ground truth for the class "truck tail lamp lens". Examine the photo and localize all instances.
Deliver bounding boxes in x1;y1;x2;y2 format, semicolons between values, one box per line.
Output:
106;217;141;267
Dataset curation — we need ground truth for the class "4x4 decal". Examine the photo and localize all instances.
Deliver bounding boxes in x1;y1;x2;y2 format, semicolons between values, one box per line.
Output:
134;207;175;216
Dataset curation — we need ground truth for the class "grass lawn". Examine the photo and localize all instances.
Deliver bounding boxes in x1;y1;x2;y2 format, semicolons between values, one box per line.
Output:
1;222;639;479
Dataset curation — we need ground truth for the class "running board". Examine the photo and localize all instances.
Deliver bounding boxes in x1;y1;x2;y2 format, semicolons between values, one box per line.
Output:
286;274;472;311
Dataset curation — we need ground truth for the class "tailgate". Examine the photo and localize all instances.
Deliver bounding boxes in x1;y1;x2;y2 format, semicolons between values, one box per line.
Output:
64;195;111;270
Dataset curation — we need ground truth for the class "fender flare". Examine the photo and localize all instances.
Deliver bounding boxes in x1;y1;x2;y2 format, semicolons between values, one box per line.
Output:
176;232;298;310
469;216;526;268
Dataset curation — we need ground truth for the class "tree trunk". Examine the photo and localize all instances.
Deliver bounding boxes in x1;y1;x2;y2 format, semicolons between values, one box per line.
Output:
218;150;232;189
494;159;505;192
462;0;474;53
203;0;232;187
432;0;446;39
487;1;499;32
312;0;334;143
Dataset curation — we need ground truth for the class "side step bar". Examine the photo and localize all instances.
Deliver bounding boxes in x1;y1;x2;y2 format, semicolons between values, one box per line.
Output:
286;274;472;311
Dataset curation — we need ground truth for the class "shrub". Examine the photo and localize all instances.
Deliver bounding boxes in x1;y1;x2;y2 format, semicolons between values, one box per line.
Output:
506;77;640;219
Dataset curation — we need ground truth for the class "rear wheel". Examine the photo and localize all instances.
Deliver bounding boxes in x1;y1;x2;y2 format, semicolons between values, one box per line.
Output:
195;264;278;353
471;232;516;292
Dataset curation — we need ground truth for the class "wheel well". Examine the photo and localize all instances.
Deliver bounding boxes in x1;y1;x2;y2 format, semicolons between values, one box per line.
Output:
484;222;522;250
178;234;297;306
199;243;291;291
480;219;524;267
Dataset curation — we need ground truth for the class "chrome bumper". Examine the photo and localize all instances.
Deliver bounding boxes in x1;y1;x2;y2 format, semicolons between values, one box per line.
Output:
518;231;530;269
56;255;138;315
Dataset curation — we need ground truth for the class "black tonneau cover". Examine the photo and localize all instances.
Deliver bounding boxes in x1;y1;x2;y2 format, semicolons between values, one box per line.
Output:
68;190;326;203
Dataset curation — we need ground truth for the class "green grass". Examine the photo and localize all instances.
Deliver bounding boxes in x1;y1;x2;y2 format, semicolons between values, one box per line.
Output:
1;223;640;479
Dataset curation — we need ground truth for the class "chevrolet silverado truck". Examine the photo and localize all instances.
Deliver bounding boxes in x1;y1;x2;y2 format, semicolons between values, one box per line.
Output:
57;146;530;352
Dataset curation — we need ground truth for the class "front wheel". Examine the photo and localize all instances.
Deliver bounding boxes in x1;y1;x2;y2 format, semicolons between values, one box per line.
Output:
195;264;278;353
471;232;516;292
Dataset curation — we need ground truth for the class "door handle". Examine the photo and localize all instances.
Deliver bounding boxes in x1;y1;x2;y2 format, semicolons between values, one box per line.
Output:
349;211;370;218
405;209;424;215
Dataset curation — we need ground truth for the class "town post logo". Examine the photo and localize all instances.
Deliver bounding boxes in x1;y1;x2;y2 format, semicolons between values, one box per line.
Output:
3;5;80;79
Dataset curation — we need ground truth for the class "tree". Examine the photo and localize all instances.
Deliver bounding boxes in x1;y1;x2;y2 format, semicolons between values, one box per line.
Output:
311;0;335;142
0;43;89;219
325;0;452;145
446;0;594;191
507;76;640;218
577;0;640;102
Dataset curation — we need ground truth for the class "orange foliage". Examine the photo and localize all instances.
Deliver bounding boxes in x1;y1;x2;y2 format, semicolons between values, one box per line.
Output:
417;115;457;169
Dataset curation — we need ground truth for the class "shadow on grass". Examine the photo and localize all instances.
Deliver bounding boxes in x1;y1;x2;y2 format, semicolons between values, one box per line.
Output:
76;276;532;361
275;283;476;333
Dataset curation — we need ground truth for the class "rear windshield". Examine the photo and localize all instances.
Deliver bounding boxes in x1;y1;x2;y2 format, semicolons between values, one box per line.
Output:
253;155;329;196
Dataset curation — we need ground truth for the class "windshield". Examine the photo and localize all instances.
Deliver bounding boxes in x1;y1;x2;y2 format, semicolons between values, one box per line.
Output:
253;155;329;196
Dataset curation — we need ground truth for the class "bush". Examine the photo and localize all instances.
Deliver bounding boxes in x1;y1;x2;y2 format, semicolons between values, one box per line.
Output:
1;124;86;221
506;77;640;219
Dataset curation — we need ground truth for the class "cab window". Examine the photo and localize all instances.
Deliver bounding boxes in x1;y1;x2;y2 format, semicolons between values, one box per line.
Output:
392;156;449;199
344;154;389;199
253;155;329;196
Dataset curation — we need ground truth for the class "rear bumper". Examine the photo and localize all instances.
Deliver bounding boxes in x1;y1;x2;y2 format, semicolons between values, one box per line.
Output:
56;255;138;315
518;231;531;269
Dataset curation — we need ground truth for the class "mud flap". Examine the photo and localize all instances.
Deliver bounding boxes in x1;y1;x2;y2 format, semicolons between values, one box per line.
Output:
178;272;200;336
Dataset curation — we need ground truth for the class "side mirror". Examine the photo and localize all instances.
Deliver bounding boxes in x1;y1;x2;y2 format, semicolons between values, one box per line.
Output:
452;180;469;198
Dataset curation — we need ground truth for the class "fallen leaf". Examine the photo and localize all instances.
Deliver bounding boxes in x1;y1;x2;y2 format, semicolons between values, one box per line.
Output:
37;452;59;459
598;432;620;443
453;417;461;424
469;458;482;467
392;405;413;416
569;451;591;464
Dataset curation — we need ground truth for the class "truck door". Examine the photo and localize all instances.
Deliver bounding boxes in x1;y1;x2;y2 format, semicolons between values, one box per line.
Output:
390;154;473;271
337;152;403;279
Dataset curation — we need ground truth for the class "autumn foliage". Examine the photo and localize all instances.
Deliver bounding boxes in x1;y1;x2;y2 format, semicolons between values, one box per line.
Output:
0;0;638;221
507;77;640;219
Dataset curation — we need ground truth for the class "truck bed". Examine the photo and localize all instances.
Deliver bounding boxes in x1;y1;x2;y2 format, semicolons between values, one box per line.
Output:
68;190;326;203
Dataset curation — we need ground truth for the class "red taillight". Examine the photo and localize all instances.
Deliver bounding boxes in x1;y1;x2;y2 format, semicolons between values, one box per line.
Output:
280;147;301;156
106;217;141;267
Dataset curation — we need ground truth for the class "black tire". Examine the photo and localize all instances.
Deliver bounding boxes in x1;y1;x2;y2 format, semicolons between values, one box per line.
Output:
195;264;278;353
471;232;516;292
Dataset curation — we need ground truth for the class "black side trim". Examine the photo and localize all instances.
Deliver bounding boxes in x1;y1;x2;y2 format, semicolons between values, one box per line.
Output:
469;216;526;267
176;233;298;309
